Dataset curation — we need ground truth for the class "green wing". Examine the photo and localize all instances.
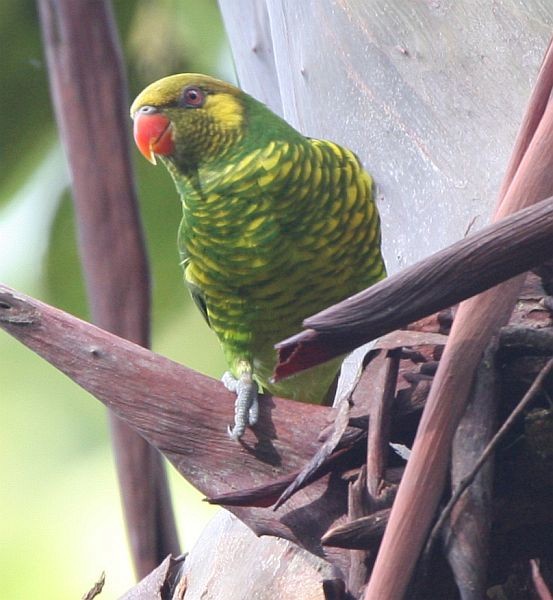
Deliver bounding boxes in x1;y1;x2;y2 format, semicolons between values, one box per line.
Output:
181;253;211;328
187;278;210;327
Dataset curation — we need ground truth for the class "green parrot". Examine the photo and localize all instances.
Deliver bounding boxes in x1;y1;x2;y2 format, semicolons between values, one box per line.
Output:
131;74;386;440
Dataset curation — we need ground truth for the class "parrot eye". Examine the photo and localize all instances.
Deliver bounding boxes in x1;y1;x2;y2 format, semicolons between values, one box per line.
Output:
137;105;158;115
181;86;205;108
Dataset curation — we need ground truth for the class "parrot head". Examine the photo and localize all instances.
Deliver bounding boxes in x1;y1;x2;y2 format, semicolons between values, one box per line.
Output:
130;74;251;169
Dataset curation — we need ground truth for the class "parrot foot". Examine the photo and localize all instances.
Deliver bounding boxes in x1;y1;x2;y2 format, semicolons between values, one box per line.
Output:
222;371;259;441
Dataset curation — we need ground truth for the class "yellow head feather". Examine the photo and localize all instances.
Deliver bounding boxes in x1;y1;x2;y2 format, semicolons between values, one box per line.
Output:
131;73;245;168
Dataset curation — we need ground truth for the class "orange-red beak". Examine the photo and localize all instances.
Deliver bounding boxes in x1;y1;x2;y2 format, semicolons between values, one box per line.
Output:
133;111;174;164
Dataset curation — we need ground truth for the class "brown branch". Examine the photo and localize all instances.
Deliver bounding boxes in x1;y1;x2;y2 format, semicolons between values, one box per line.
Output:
207;426;366;508
366;352;400;508
531;559;553;600
272;387;356;510
36;0;178;576
433;342;498;599
322;509;390;551
497;39;553;204
365;39;553;599
81;572;105;600
0;284;353;572
347;466;369;598
275;196;553;378
426;355;553;557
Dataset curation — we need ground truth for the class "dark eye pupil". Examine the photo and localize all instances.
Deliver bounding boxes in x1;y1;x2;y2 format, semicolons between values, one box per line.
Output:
182;86;204;107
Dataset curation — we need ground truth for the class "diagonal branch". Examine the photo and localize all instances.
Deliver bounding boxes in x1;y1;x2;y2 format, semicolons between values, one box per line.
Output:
0;284;353;572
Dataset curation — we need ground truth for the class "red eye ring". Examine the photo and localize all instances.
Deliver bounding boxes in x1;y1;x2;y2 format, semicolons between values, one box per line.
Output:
181;86;205;108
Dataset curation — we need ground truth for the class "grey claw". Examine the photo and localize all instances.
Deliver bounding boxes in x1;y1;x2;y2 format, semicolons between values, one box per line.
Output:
227;423;245;441
223;371;259;440
248;396;259;426
222;371;238;392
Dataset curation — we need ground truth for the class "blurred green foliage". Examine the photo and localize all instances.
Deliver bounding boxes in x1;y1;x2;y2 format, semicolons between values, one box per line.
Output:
0;1;233;597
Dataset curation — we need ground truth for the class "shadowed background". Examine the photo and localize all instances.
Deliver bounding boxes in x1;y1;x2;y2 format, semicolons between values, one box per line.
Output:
0;1;229;597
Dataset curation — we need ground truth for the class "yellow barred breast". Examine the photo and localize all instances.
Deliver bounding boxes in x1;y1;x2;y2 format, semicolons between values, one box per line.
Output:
179;135;385;388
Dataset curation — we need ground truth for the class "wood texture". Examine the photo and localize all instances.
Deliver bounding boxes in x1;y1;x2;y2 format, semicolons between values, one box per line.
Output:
322;509;390;552
181;512;334;600
218;0;282;115
444;345;498;600
0;284;352;572
347;466;370;598
36;0;178;576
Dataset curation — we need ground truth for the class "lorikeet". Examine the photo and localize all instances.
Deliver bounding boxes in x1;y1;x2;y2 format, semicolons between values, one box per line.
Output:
131;74;386;439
